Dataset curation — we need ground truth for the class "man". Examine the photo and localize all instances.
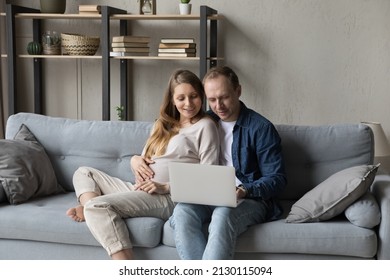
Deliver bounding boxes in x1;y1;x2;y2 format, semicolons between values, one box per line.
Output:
170;66;287;259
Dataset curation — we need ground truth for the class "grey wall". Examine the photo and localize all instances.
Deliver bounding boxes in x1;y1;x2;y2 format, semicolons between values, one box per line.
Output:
1;0;390;136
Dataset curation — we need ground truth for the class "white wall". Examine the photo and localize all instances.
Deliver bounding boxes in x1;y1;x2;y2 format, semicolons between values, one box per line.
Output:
1;0;390;136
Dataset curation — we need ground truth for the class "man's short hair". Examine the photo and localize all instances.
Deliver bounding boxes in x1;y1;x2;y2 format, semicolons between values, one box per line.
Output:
203;66;240;90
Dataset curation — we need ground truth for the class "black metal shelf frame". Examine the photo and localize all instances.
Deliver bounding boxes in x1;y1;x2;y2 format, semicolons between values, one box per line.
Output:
6;4;219;120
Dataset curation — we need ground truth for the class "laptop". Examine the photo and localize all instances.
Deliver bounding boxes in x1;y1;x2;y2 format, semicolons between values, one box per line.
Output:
168;162;241;208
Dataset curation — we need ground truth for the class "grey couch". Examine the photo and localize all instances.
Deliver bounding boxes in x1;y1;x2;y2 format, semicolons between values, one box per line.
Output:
1;112;389;260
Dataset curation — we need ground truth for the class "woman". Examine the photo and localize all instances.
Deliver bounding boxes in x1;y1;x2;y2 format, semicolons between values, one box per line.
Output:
66;69;220;259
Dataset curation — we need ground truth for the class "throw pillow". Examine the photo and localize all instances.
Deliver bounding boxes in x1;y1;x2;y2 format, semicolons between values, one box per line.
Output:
285;164;379;223
344;192;381;228
0;124;65;204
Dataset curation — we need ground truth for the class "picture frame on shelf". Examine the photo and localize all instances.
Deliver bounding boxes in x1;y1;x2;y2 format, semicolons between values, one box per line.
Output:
139;0;156;15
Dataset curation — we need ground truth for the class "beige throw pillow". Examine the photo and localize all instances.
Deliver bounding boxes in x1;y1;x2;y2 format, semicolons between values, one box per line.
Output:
286;164;379;223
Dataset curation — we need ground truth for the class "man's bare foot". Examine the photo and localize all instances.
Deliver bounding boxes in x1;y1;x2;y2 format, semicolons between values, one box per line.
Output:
66;205;85;222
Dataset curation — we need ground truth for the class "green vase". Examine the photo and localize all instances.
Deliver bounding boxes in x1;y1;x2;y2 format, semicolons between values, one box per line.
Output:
40;0;66;14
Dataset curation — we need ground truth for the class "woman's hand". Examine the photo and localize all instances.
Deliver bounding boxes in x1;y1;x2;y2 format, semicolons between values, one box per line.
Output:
135;180;169;195
130;155;155;184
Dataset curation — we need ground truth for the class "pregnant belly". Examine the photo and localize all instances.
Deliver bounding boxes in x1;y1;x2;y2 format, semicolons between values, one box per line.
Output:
149;157;200;184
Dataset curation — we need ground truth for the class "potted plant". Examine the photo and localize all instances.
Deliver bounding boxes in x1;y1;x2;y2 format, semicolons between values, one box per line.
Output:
179;0;192;15
115;106;124;121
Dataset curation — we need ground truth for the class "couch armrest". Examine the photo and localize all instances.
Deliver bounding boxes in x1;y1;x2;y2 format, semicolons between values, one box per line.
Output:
371;175;390;260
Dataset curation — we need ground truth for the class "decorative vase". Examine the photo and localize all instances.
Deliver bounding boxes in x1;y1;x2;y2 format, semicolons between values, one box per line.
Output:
27;42;42;55
40;0;66;14
179;3;192;15
42;31;61;55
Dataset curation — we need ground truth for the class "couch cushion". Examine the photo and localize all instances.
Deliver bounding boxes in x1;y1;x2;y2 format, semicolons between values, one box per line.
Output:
234;218;377;258
0;193;164;248
6;113;154;192
275;124;374;200
344;192;381;228
285;164;378;223
162;201;377;258
0;124;64;204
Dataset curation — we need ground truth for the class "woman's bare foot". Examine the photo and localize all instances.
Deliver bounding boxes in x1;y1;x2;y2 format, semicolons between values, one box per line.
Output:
111;249;134;260
66;205;85;222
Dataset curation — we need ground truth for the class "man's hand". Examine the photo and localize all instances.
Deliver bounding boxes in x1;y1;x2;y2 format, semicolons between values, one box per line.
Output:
236;185;247;199
135;180;169;195
130;155;155;184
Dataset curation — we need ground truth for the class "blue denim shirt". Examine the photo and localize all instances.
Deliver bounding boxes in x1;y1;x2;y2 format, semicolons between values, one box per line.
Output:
209;102;287;220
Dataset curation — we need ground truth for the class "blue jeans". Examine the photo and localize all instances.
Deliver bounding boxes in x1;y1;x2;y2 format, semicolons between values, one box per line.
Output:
170;199;270;260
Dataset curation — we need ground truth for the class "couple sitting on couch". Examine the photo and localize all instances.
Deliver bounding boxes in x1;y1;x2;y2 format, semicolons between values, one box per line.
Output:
66;66;287;260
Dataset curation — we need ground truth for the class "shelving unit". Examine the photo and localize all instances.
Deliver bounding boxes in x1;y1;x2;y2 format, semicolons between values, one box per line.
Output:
5;4;222;120
0;12;6;59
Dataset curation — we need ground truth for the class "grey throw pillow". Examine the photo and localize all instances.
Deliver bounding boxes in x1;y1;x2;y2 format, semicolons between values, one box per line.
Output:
286;164;379;223
344;192;381;228
0;124;65;204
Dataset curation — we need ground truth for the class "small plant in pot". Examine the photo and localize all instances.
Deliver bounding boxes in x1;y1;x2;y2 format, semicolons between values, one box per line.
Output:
115;105;125;121
179;0;192;15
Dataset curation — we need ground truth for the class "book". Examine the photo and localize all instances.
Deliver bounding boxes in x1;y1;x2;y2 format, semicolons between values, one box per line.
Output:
159;43;196;49
79;5;101;12
158;53;196;57
78;11;100;15
158;48;196;53
112;47;150;53
110;51;149;57
112;42;149;48
112;36;151;43
160;38;195;44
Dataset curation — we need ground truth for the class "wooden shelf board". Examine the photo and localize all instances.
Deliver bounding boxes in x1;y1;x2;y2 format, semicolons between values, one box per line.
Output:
112;56;199;60
111;14;223;20
16;54;224;61
14;13;223;21
111;56;223;60
15;13;102;19
19;54;102;59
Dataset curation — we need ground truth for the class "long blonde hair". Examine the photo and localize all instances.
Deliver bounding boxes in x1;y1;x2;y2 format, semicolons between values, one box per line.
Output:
143;69;206;158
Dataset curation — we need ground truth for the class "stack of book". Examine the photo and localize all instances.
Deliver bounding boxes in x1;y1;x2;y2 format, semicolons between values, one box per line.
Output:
110;36;151;57
158;38;196;57
78;5;101;15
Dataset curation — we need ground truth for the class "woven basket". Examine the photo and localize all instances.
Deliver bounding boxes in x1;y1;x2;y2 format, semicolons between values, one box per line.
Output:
61;33;100;56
